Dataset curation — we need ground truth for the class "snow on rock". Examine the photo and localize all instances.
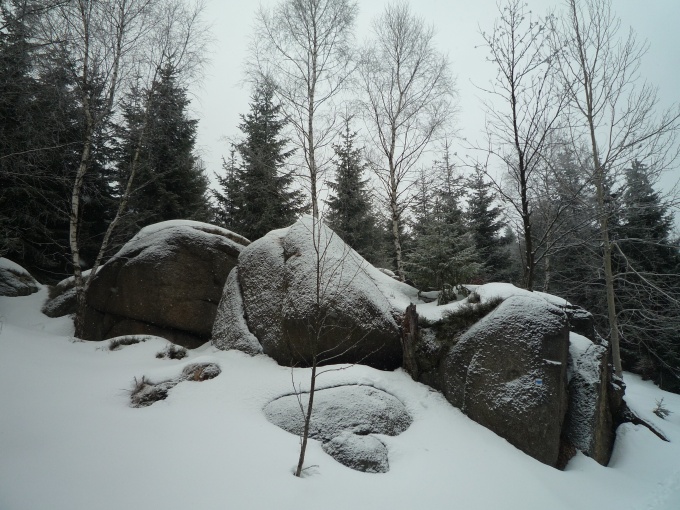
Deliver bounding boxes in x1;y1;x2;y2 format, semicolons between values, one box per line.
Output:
439;294;570;467
230;217;403;369
81;221;249;347
42;287;76;318
263;384;412;442
125;219;250;249
212;268;262;356
322;431;389;473
41;269;94;318
0;258;39;297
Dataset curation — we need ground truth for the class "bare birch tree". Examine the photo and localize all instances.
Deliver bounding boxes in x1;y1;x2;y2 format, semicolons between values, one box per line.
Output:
286;215;380;477
553;0;680;375
477;0;568;291
45;0;208;337
250;0;358;218
358;1;455;281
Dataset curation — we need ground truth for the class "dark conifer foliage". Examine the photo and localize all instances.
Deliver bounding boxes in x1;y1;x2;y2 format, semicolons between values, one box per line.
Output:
115;64;211;243
326;119;381;263
466;165;515;283
0;1;111;280
214;80;304;240
614;160;680;391
406;148;480;294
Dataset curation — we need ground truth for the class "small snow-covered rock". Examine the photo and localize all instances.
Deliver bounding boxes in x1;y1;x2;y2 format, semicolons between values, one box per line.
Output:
263;385;412;442
0;258;39;297
322;431;389;473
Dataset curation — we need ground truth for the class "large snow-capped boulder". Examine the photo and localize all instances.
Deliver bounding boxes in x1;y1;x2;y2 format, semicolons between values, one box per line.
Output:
213;217;402;369
0;258;39;297
439;295;570;467
81;221;249;348
263;384;411;472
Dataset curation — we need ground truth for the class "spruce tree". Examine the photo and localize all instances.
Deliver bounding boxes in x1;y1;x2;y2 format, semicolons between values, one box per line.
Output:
115;64;211;242
0;2;107;280
214;80;304;240
326;120;380;262
466;165;514;283
614;160;680;390
406;148;480;296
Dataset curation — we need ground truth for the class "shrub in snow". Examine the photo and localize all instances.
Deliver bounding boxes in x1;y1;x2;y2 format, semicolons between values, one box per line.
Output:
129;363;221;407
653;398;672;419
108;335;151;351
156;345;188;360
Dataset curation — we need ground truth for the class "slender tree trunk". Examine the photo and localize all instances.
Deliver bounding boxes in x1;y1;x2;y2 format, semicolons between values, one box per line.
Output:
390;172;404;281
568;0;622;376
295;363;317;477
71;97;93;338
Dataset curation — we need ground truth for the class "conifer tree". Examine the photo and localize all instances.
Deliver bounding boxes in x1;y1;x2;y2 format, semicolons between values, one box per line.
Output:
326;119;380;263
466;165;514;283
0;2;111;280
613;160;680;390
406;148;480;296
214;80;304;240
115;64;211;241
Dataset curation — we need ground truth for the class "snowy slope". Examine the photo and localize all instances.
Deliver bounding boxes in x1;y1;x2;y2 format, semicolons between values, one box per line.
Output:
1;287;679;510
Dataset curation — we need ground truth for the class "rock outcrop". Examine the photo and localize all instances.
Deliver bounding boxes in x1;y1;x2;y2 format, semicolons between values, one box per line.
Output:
563;332;623;465
81;221;249;348
438;295;570;467
412;289;626;468
263;384;411;473
213;217;403;369
0;258;39;297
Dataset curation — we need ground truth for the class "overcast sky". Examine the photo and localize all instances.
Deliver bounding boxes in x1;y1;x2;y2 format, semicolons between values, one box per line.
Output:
192;0;680;215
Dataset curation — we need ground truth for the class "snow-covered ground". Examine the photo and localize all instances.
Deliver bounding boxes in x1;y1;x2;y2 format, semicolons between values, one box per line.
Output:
1;284;679;510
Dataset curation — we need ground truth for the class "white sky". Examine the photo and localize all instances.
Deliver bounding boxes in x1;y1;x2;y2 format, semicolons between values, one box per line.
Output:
192;0;680;217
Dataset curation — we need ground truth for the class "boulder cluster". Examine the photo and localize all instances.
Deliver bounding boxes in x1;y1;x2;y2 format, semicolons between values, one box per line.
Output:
38;217;635;469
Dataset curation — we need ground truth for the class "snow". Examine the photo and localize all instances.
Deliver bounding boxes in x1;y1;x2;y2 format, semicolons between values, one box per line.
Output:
110;220;247;265
128;219;250;247
1;285;680;510
0;257;31;274
412;282;575;323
